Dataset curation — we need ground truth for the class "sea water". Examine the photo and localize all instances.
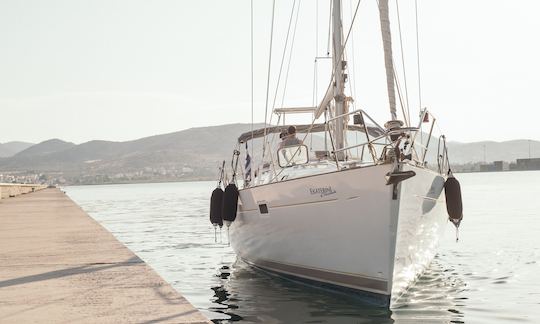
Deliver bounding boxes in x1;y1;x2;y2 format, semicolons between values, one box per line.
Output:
66;171;540;323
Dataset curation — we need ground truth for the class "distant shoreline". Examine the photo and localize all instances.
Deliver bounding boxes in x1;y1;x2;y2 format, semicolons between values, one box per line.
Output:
60;169;540;186
64;177;215;187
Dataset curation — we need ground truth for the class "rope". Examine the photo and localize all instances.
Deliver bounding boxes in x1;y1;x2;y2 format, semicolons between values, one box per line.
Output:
231;147;240;182
262;0;277;161
217;160;225;188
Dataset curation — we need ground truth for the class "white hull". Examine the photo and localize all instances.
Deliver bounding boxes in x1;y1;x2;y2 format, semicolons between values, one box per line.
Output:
229;163;447;305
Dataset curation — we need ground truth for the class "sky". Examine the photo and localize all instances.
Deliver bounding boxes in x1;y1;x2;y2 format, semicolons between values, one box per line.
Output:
1;0;539;144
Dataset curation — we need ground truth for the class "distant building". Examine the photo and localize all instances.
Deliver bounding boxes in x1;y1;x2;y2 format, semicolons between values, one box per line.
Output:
479;160;503;172
515;158;540;171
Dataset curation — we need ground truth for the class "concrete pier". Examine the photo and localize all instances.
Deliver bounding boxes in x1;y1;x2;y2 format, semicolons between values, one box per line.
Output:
0;189;210;323
0;183;47;199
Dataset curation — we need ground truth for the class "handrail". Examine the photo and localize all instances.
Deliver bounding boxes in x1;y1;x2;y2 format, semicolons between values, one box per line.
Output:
332;134;388;154
274;107;318;114
250;107;447;184
326;109;386;133
437;135;451;174
421;116;436;163
326;109;363;123
387;127;419;135
331;126;420;155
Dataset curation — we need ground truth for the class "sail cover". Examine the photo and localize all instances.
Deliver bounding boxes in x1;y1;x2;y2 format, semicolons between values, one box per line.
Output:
378;0;397;120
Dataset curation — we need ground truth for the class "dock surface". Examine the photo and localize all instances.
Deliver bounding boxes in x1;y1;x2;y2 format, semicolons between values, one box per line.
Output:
0;189;210;323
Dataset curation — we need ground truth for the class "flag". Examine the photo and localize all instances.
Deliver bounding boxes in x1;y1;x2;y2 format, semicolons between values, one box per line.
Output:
245;142;252;183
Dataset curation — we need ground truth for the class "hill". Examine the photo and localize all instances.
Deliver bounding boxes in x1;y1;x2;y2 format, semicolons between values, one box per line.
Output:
14;139;76;158
0;123;265;184
0;141;34;157
447;140;540;164
0;124;538;184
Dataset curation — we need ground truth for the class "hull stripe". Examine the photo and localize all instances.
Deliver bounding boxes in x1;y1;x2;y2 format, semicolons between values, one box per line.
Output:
248;258;389;294
239;198;338;213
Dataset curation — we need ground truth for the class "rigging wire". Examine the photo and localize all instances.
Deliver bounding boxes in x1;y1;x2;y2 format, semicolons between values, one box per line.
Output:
326;0;333;56
312;61;318;107
394;0;411;126
312;0;319;107
280;0;362;163
262;0;277;161
264;0;363;183
254;1;429;182
347;0;359;156
415;0;422;112
347;0;360;157
393;68;410;126
376;0;410;125
250;0;254;159
312;0;320;150
269;0;362;157
348;0;359;102
269;0;297;116
266;0;299;155
316;0;319;57
415;0;423;145
318;0;362;116
280;0;302;108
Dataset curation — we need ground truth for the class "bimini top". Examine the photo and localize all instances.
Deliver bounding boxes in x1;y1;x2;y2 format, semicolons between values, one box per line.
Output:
237;124;385;143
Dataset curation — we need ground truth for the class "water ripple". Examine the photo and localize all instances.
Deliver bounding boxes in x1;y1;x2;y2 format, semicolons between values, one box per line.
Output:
66;172;540;323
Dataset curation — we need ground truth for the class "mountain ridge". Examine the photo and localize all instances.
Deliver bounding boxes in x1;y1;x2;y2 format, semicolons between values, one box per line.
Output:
15;139;75;158
0;123;538;184
0;141;34;157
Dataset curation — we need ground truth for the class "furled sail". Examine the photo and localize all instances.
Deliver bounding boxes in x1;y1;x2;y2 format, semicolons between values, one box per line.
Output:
378;0;397;120
314;83;334;119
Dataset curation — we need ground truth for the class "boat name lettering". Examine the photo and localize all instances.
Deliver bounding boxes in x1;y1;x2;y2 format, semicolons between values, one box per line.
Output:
309;186;337;197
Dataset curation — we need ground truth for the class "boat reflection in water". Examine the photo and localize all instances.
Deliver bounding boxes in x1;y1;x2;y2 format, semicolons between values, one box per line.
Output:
208;257;466;323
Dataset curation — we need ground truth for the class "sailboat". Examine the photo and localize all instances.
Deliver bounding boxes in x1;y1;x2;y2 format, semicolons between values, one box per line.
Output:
210;0;463;306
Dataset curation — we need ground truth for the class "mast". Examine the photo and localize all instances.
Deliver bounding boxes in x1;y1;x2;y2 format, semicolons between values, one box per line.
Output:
332;0;346;159
378;0;397;121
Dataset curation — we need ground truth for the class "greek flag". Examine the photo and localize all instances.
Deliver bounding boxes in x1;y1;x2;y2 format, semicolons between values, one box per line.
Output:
245;142;252;183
